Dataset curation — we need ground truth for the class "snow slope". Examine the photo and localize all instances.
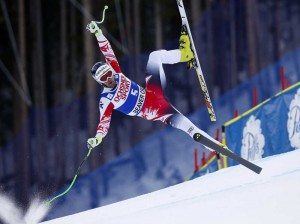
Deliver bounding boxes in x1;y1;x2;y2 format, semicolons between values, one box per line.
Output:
41;149;300;224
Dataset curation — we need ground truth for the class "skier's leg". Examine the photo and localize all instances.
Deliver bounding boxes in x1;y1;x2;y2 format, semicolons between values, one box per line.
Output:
145;49;181;91
144;28;195;89
165;112;221;149
140;49;183;120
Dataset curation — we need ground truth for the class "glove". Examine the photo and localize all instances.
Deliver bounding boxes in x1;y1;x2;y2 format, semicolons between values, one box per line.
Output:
87;134;102;149
86;21;102;36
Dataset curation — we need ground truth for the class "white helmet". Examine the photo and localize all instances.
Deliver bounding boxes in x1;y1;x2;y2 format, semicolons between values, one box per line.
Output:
91;61;113;84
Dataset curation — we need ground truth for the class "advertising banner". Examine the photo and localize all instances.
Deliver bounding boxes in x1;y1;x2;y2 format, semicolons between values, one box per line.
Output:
224;82;300;167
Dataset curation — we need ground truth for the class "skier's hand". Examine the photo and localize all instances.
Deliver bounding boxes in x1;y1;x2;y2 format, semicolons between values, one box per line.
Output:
86;21;102;36
87;134;102;149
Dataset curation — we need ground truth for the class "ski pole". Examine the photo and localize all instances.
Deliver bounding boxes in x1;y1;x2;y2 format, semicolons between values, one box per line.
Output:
46;147;93;206
95;5;108;24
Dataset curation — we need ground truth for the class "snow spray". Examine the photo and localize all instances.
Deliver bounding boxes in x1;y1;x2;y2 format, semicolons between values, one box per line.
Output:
0;193;51;224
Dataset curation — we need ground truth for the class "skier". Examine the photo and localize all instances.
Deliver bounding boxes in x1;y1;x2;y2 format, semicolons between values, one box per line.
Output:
86;21;226;153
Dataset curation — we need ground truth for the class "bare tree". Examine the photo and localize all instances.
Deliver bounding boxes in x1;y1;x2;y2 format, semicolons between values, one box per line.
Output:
69;0;81;176
125;0;133;54
60;0;67;106
83;0;101;169
246;0;259;76
13;0;30;206
229;0;237;87
133;0;141;79
31;0;48;191
154;0;162;49
191;0;201;27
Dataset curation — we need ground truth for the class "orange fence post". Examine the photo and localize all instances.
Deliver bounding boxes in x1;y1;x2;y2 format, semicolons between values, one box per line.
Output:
281;66;285;91
194;148;199;172
253;87;257;107
234;109;238;118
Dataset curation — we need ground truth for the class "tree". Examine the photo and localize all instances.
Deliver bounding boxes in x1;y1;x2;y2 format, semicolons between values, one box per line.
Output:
13;0;30;206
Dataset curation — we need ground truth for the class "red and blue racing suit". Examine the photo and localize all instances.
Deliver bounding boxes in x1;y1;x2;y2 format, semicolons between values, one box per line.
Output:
95;33;217;147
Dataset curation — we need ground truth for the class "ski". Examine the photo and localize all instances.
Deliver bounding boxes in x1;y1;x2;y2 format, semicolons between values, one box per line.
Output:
176;0;216;122
193;133;262;174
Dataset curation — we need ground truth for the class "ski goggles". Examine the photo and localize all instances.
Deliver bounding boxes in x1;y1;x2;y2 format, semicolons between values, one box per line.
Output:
93;63;114;83
99;70;113;82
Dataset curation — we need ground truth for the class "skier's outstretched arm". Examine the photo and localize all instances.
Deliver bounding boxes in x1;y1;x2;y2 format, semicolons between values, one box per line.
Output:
96;98;114;139
87;21;122;73
86;22;117;150
87;97;114;149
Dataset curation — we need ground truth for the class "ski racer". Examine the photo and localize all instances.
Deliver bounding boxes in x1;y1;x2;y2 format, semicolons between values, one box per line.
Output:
86;21;226;152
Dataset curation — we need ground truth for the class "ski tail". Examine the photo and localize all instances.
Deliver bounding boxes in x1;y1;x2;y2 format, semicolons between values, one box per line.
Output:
194;67;216;122
193;133;263;174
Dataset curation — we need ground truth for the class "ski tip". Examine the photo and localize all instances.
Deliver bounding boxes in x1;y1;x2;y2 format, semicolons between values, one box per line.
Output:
255;166;263;174
210;117;217;122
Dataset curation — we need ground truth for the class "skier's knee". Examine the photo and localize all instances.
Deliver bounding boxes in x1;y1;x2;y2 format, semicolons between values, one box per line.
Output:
149;50;166;62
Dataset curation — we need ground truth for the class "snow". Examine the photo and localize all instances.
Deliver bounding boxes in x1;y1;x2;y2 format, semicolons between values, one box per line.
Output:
40;149;300;224
0;196;50;224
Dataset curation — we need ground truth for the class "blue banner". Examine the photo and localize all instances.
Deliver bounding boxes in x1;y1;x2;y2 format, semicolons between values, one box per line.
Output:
224;83;300;167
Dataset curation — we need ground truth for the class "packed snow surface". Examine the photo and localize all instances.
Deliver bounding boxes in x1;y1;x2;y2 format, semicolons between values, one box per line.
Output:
41;149;300;224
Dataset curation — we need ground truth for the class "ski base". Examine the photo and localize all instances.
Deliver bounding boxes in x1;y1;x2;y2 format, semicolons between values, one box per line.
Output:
193;133;262;174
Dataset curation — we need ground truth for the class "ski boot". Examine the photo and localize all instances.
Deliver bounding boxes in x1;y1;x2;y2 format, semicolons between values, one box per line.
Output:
193;133;230;157
179;26;194;68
